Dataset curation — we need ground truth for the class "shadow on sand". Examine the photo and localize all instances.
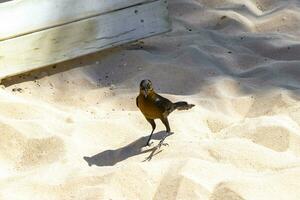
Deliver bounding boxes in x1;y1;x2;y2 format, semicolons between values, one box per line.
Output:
83;131;174;167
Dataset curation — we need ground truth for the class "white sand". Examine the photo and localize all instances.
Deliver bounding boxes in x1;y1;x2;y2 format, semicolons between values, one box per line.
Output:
1;0;300;199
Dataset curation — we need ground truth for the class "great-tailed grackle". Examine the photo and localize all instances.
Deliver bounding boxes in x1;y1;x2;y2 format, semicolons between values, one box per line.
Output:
136;79;195;146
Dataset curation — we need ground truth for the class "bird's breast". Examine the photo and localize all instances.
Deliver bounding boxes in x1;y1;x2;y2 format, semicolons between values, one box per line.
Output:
137;94;162;119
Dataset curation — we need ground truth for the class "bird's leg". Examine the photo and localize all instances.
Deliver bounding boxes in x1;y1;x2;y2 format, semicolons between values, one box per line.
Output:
146;118;156;146
161;117;171;133
158;117;171;148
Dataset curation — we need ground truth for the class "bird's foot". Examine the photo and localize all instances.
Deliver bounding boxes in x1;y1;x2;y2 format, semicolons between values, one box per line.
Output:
157;136;169;149
141;142;154;152
143;149;163;162
158;141;168;149
144;141;154;147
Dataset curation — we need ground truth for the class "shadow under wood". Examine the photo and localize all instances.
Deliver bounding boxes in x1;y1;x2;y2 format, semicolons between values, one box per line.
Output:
83;131;173;167
1;46;122;87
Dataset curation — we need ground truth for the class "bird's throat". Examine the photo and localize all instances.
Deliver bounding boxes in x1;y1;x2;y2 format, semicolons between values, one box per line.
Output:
141;90;155;99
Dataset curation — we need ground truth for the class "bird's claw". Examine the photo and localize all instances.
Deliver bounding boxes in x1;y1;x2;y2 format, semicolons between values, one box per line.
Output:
145;141;154;147
158;139;168;149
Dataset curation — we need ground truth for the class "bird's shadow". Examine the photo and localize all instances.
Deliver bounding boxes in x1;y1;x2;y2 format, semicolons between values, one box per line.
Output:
83;131;174;167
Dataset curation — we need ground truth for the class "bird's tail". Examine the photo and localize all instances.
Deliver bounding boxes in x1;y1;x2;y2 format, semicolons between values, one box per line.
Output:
174;101;195;111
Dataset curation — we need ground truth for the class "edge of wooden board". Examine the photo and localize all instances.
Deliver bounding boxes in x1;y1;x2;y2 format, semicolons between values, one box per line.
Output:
0;0;158;41
0;0;171;81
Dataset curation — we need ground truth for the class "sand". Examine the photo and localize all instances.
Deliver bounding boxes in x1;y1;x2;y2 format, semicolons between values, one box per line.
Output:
1;0;300;199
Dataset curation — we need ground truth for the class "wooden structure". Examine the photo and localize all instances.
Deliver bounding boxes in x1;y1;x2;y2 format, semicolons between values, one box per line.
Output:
0;0;170;80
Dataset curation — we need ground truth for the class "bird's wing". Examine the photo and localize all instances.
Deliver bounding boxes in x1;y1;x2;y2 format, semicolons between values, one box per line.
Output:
153;93;173;113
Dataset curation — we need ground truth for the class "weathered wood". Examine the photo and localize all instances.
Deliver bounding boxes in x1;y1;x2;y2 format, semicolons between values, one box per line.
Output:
0;0;170;80
0;0;156;41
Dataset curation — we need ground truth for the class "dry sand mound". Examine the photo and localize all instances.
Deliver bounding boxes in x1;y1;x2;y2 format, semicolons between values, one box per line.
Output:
1;0;300;199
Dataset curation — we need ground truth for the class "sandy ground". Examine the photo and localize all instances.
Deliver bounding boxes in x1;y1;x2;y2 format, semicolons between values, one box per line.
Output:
1;0;300;199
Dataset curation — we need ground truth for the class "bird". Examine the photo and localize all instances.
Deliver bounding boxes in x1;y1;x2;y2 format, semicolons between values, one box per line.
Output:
136;79;195;146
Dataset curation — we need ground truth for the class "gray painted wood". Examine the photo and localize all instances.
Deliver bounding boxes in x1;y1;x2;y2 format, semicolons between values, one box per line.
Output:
0;0;171;80
0;0;156;41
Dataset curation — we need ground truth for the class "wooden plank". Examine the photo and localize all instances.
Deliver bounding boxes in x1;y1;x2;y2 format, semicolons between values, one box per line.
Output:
0;0;171;80
0;0;155;41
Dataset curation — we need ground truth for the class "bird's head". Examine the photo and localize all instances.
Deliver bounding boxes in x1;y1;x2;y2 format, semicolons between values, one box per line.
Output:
139;79;154;98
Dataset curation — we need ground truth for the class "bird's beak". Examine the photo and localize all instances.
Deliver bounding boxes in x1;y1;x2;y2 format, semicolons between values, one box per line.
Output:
143;89;148;98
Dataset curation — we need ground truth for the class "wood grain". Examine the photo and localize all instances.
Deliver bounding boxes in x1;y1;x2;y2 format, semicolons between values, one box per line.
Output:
0;0;157;41
0;0;171;80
